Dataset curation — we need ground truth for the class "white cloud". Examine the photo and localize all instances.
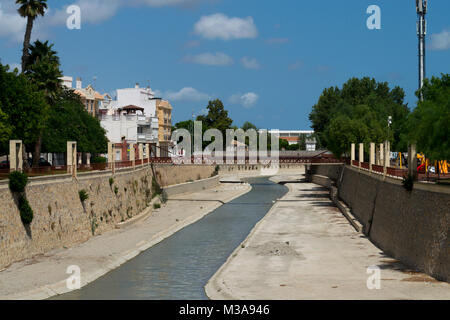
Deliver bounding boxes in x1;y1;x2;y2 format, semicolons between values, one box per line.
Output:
183;52;234;66
430;29;450;51
165;87;211;102
194;13;258;40
46;0;121;26
230;92;259;108
240;57;260;70
0;2;26;42
0;0;209;41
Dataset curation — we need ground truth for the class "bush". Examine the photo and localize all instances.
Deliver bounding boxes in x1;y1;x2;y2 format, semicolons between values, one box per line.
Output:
91;156;107;164
109;177;114;187
9;171;28;193
114;186;119;195
151;177;162;198
211;165;220;177
402;174;414;192
18;195;33;224
79;189;89;202
153;203;161;209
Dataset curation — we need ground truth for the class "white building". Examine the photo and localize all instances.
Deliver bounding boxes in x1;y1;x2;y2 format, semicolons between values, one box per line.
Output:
99;83;161;145
116;83;158;118
100;105;159;144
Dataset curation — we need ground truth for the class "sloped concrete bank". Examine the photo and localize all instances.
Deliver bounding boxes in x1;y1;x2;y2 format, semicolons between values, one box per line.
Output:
307;164;450;282
0;165;215;270
0;181;251;300
205;175;450;300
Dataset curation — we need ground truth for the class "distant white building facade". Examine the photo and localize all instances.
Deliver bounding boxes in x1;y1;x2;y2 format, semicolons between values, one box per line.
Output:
99;84;161;146
116;83;158;118
268;130;316;150
100;105;159;145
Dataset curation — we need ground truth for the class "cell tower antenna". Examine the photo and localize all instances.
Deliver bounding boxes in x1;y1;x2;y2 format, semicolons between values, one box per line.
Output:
416;0;427;101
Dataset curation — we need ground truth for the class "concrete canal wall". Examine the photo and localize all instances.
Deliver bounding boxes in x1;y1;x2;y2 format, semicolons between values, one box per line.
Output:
0;165;216;270
307;164;450;282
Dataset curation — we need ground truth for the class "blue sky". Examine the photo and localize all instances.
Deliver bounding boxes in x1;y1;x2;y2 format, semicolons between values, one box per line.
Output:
0;0;449;130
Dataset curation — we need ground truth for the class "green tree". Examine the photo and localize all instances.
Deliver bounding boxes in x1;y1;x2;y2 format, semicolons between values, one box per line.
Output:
309;77;410;157
0;64;49;160
0;105;13;154
173;120;194;132
406;74;450;161
16;0;48;71
25;40;63;166
279;138;289;150
196;99;233;133
41;89;108;154
25;40;62;102
242;121;257;131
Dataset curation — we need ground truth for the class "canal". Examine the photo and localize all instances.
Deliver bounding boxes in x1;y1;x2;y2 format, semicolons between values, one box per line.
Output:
53;176;288;300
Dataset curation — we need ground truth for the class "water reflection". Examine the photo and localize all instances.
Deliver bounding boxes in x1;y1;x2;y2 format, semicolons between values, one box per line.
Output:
53;177;287;300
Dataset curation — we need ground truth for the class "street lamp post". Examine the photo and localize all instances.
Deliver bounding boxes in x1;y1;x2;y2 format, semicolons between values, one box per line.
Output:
416;0;428;101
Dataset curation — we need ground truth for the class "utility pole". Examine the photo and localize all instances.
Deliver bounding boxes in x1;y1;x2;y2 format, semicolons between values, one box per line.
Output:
416;0;427;101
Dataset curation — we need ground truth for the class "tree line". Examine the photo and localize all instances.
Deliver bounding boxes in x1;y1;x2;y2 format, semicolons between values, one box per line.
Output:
0;0;108;167
173;99;313;151
309;75;449;161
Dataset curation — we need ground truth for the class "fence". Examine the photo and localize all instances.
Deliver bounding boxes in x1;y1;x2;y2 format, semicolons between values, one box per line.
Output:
354;161;450;183
0;153;348;181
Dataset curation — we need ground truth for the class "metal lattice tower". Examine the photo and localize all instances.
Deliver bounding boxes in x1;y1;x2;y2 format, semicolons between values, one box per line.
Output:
416;0;427;100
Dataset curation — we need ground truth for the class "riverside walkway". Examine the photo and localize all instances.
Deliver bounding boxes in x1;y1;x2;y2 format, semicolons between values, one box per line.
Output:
206;174;450;300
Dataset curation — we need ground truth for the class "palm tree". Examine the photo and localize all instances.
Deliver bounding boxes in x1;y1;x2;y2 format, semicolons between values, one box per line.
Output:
26;40;62;100
26;40;62;167
16;0;48;72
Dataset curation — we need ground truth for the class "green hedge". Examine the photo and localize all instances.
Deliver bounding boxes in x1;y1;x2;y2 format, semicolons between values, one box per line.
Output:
18;195;33;224
9;171;28;193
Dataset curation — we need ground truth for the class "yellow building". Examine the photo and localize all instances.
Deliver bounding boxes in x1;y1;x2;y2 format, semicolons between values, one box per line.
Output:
156;99;173;157
73;78;104;118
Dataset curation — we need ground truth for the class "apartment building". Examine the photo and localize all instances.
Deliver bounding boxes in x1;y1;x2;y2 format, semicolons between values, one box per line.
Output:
156;99;173;157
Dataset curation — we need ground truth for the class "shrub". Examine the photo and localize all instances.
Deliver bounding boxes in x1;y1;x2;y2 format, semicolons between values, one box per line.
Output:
153;203;161;209
18;195;33;224
109;177;114;187
151;177;162;198
91;156;107;164
79;189;89;202
9;171;28;193
402;174;414;192
211;165;220;177
114;186;119;195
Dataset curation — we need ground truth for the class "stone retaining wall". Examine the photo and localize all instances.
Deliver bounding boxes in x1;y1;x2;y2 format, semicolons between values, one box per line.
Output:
0;165;214;269
307;164;450;282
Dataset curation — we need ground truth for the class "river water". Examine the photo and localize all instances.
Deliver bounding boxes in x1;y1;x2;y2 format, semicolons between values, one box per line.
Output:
53;177;287;300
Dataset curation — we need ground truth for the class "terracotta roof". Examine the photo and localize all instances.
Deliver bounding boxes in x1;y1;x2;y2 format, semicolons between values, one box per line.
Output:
280;137;301;142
